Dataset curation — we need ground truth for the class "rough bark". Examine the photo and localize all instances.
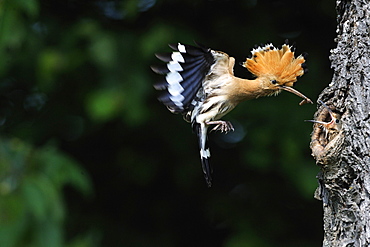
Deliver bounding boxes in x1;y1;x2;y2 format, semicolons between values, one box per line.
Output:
309;0;370;246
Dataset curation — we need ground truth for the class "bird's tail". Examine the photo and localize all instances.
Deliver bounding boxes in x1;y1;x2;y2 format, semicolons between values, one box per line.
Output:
193;122;212;187
243;42;307;87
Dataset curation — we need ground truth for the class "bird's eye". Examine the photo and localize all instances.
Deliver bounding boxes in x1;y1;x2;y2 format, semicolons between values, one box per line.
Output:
335;119;340;123
271;80;277;84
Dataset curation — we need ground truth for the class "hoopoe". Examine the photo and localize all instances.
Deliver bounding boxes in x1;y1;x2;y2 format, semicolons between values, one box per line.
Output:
151;41;312;187
305;100;342;156
305;100;341;140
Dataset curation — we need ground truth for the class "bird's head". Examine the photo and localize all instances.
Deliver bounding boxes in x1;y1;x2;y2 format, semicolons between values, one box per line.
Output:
242;42;311;104
305;100;342;133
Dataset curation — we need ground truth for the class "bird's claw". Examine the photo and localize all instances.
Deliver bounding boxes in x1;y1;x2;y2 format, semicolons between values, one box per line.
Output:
209;121;235;133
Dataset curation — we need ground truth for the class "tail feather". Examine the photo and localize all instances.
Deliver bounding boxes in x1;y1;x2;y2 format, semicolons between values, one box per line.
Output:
194;123;212;187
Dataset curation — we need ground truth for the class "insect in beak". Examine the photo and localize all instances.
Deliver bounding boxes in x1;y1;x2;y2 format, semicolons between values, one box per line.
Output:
278;85;313;105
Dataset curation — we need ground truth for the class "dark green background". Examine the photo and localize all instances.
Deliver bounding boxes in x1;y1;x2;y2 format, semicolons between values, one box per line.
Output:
0;0;336;246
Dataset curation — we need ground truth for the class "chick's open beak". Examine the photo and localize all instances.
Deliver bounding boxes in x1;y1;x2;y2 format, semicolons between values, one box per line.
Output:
305;100;340;128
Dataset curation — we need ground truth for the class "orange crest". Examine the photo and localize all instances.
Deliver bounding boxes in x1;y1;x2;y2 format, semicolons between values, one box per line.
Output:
243;43;306;87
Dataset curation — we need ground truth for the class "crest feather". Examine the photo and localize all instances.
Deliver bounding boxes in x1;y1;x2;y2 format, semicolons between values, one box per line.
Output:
243;43;306;86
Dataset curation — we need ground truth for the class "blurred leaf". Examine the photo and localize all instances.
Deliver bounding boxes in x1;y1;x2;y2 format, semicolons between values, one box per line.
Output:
37;49;67;91
139;23;177;59
22;175;57;221
0;138;29;195
66;230;102;247
86;87;125;122
34;145;92;195
0;2;25;48
0;195;26;247
34;220;63;247
88;32;117;69
123;0;139;19
0;137;92;246
14;0;39;17
121;72;150;125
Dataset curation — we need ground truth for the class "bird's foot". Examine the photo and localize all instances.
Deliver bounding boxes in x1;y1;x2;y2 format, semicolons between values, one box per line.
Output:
207;120;234;133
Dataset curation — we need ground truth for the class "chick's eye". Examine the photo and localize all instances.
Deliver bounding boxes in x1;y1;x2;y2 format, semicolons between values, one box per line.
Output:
271;80;277;84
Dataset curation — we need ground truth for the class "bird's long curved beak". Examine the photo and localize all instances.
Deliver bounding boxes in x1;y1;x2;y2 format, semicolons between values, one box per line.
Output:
279;85;313;105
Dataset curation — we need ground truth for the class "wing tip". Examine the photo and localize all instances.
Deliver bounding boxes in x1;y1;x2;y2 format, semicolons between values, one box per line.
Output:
150;65;168;75
155;53;172;62
193;41;210;52
168;43;179;51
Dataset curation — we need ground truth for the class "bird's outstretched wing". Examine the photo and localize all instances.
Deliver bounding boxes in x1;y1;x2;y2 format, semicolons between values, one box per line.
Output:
151;43;215;114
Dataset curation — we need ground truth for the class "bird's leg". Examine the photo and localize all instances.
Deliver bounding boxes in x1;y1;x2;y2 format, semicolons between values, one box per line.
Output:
207;120;235;133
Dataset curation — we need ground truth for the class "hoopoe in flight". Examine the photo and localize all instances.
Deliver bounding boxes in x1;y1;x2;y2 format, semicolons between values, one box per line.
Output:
151;41;312;187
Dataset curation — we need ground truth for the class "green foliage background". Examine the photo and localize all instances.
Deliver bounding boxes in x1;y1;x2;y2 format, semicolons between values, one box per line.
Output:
0;0;336;246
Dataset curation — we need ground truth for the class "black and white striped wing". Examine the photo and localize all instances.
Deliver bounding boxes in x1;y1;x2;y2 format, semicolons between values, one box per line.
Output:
151;43;215;114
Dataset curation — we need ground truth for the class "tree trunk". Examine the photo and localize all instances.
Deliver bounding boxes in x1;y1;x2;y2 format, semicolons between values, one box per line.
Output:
309;0;370;246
